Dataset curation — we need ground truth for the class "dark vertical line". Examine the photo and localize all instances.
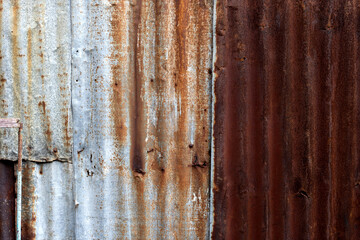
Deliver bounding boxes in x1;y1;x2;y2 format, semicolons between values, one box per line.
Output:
132;0;144;172
131;1;146;239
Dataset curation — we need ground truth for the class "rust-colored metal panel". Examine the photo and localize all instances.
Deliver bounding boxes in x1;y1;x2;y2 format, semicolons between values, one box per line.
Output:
0;161;15;240
211;0;360;239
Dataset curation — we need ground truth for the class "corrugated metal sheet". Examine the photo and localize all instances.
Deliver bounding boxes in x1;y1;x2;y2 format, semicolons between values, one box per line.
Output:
0;0;359;239
0;0;214;239
72;0;213;238
211;0;360;239
0;0;72;162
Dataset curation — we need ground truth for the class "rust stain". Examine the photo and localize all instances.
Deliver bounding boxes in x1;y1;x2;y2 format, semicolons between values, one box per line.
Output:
131;0;145;174
131;0;146;238
110;1;128;148
38;101;52;146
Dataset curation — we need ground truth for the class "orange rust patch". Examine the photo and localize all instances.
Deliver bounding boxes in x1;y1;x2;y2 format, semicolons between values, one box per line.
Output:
110;1;129;147
38;101;52;146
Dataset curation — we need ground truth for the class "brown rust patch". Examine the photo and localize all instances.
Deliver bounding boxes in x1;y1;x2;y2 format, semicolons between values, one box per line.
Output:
130;0;147;238
174;0;191;236
63;113;71;148
131;0;145;173
38;101;52;146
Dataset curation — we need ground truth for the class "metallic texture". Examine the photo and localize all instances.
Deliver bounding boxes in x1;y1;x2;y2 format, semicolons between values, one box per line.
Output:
0;160;15;240
0;0;359;239
211;0;360;239
72;0;213;239
0;0;72;163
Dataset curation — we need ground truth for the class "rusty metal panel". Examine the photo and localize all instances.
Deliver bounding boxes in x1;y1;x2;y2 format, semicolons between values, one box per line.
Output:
0;0;72;162
211;0;360;239
71;0;213;239
0;161;15;240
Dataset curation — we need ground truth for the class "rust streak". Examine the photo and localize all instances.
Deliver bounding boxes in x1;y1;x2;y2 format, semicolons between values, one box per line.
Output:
11;0;20;116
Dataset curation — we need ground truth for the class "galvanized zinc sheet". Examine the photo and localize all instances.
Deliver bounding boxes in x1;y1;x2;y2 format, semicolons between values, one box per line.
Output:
0;0;72;162
21;161;75;240
71;0;213;239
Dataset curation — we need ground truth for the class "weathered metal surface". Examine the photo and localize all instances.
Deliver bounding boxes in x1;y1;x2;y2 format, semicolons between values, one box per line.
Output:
0;0;72;162
1;0;359;239
211;0;360;239
71;0;213;239
0;161;15;240
21;161;75;240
